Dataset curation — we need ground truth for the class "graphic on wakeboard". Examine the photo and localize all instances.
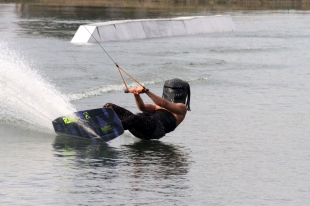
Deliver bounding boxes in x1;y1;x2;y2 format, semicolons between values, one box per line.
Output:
52;108;124;142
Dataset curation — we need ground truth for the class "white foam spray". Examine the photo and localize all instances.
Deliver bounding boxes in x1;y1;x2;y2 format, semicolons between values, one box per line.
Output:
0;42;76;131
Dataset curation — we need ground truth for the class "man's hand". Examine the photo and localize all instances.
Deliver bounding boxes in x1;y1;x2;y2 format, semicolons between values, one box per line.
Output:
129;86;147;94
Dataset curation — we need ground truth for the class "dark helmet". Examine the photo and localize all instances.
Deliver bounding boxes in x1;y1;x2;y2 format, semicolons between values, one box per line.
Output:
162;78;191;111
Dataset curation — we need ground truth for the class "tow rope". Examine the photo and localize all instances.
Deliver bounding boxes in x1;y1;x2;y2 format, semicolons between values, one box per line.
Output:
64;2;147;93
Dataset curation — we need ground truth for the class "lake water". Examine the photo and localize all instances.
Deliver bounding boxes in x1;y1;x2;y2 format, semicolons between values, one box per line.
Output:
0;3;310;205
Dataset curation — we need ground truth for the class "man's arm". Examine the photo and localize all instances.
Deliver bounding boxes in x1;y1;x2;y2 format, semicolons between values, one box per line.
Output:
129;86;186;115
133;93;156;113
145;90;186;115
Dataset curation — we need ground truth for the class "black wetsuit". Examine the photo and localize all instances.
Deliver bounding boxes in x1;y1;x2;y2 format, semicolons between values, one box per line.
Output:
106;103;177;140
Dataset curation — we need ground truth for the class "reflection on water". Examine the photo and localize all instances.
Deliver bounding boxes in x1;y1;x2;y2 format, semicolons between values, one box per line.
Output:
123;140;190;178
53;136;190;180
3;0;310;10
13;4;206;40
53;136;119;168
4;2;310;40
52;136;191;202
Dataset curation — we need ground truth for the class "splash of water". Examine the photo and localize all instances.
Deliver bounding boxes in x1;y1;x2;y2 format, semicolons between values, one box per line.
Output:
0;42;76;131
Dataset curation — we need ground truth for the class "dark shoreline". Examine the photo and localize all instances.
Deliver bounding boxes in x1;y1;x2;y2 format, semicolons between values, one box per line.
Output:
0;0;310;10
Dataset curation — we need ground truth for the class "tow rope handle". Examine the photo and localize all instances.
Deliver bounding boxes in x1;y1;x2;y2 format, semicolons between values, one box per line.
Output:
115;63;148;94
